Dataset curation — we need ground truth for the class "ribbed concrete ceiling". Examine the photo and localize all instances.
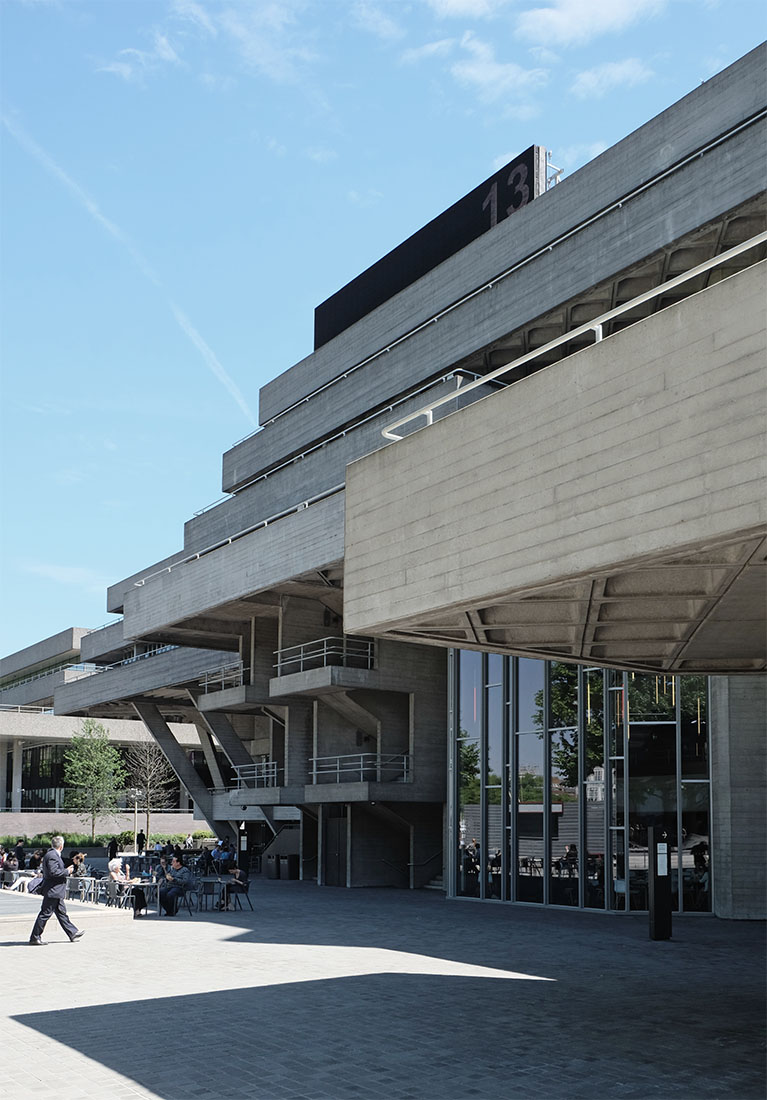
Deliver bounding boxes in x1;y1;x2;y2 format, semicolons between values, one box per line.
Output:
374;532;767;674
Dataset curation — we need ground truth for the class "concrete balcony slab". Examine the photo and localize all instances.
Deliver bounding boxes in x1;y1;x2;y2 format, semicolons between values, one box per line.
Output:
344;262;767;674
269;665;418;697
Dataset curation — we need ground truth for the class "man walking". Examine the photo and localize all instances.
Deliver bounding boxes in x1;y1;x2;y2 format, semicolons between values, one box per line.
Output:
29;835;84;946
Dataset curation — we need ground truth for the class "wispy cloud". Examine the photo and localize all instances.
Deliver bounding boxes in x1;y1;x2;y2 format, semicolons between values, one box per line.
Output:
2;114;256;426
170;0;218;38
400;39;455;65
171;304;255;426
425;0;503;16
218;4;317;84
571;58;654;98
97;30;182;84
517;0;666;46
351;1;405;40
451;32;548;104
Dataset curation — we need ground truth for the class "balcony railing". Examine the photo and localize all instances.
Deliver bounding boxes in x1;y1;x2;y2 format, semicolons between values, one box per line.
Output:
274;636;376;676
0;662;101;693
199;662;248;693
310;752;411;784
0;704;54;714
231;762;280;788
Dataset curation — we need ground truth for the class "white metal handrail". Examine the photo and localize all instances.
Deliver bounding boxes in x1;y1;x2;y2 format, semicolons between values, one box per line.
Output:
135;483;345;588
310;752;411;784
196;370;481;516
199;662;247;693
0;704;54;714
235;111;765;445
231;761;280;788
0;662;101;693
382;231;767;441
274;636;376;675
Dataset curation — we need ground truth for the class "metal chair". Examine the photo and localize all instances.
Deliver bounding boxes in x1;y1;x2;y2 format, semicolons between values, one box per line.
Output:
198;880;221;911
105;880;131;909
230;879;253;911
175;886;198;915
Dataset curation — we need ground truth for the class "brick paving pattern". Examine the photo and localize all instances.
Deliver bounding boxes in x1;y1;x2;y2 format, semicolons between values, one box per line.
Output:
0;879;764;1100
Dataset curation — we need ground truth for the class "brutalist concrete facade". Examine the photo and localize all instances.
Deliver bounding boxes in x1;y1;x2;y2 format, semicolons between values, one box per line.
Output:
49;46;766;913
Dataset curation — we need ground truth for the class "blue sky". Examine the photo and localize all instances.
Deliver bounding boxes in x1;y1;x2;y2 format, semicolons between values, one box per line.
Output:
0;0;763;657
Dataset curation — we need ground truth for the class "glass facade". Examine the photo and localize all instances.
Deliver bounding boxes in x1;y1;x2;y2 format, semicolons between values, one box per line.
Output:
450;651;711;913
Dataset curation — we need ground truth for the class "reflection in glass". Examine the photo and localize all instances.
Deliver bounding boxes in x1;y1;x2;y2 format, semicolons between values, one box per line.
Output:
680;676;708;778
452;652;711;915
550;734;579;906
457;651;482;897
610;829;626;910
459;651;482;741
584;668;605;908
517;729;544;902
518;658;544;735
608;672;626;758
457;737;481;897
681;782;711;912
486;682;503;898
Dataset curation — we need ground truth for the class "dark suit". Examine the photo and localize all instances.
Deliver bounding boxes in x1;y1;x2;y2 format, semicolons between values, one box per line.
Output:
30;847;79;941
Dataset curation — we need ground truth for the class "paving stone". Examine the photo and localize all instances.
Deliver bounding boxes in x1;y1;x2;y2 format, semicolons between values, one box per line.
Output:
1;881;765;1099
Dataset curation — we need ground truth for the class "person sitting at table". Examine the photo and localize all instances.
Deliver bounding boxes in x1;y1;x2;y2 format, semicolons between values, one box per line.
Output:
216;864;249;910
159;856;194;916
3;852;19;876
108;857;148;919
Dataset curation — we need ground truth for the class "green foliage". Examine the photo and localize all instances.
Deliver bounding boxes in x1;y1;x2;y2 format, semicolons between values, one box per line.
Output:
63;718;128;842
193;830;214;840
518;770;544;803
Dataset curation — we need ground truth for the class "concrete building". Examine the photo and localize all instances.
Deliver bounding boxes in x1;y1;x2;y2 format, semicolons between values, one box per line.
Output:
48;47;765;915
0;628;207;835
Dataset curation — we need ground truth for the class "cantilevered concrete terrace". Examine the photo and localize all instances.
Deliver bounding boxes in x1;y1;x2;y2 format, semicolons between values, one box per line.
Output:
344;260;767;674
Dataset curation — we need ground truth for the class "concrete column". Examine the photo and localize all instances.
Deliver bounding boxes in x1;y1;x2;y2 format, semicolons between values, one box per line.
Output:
11;739;23;811
710;675;767;920
132;701;237;846
0;738;8;810
285;700;313;787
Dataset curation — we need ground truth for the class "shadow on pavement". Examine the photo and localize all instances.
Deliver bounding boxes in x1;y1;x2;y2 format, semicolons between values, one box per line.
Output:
13;971;766;1100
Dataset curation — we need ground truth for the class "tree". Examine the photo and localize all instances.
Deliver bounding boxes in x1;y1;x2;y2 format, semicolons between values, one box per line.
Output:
125;737;177;840
63;719;127;842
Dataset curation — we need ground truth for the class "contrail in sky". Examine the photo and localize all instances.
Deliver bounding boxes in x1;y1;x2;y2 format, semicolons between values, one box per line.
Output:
2;112;257;427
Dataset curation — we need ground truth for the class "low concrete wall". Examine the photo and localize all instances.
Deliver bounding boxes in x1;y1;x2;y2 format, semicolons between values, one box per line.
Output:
0;811;208;841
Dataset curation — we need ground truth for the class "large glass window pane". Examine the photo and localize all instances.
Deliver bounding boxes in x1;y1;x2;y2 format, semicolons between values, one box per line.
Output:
518;658;544;734
610;829;626;910
681;782;711;912
627;673;677;911
517;729;545;902
459;651;482;741
680;676;708;778
608;671;626;757
549;662;579;906
486;682;503;898
584;668;606;909
457;651;481;897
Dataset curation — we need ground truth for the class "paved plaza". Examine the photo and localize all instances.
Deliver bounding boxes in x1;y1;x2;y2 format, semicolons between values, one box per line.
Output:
0;878;764;1100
